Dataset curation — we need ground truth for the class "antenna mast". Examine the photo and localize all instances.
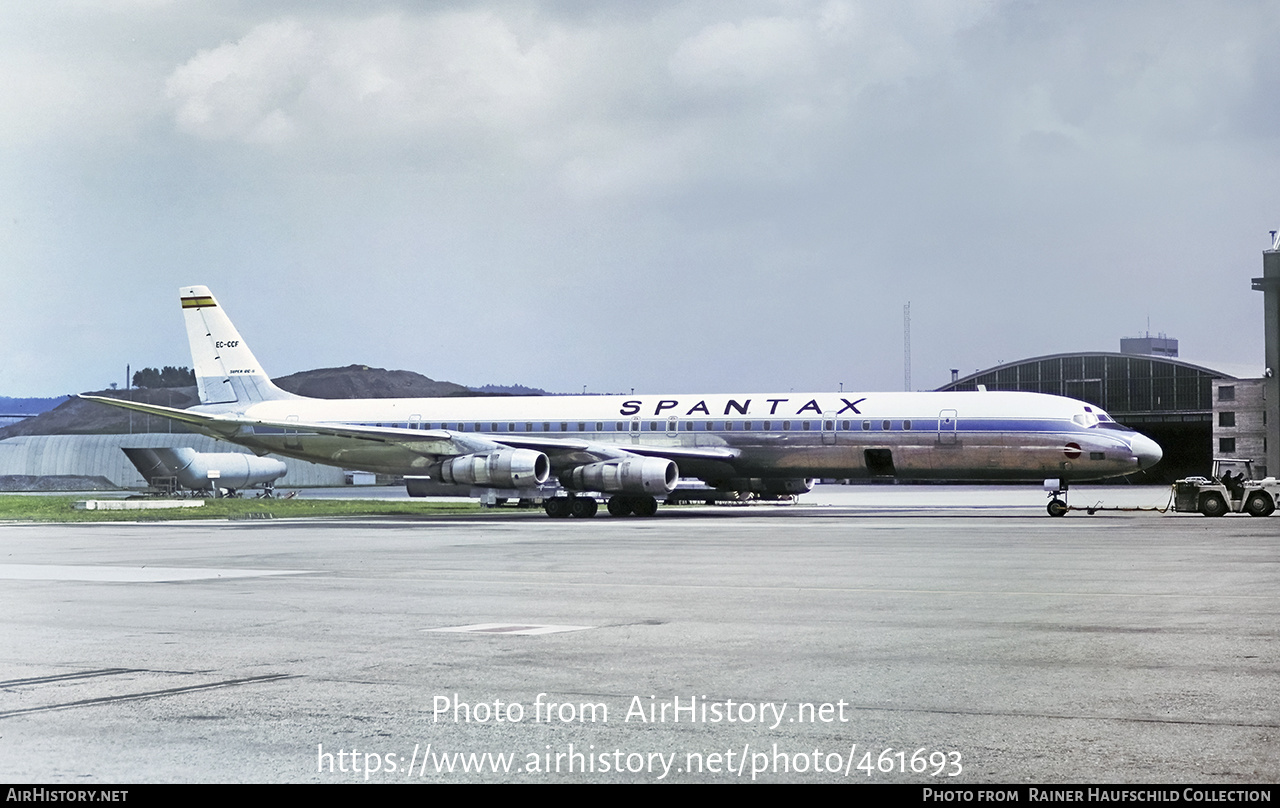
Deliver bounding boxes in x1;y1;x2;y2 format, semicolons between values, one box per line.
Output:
903;302;911;391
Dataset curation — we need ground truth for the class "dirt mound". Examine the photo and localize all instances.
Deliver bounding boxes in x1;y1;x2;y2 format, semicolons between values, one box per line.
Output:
0;387;200;438
2;366;477;437
274;365;471;399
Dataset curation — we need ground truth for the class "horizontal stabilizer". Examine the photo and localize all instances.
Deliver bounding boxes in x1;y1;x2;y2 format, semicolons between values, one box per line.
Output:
79;395;244;438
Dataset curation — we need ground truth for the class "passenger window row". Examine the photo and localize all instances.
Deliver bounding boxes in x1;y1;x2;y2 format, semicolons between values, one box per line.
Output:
369;420;918;432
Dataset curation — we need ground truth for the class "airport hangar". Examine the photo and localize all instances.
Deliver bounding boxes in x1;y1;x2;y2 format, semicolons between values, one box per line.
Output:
935;349;1254;484
936;239;1280;484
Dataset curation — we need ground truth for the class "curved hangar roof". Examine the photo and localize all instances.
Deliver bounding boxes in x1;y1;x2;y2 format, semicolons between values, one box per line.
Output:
935;352;1232;426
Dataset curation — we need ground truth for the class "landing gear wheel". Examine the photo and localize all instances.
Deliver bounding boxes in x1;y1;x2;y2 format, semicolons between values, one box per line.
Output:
544;498;571;518
607;496;632;517
1199;493;1228;517
1244;492;1274;517
570;497;599;518
632;495;659;517
1047;499;1068;518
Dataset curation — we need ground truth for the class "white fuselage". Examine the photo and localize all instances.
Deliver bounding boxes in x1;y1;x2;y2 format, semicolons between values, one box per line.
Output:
200;389;1162;483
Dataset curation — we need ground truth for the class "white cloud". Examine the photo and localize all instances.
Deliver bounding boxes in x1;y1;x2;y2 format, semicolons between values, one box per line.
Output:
668;15;818;94
158;3;1004;195
165;12;559;146
7;1;1280;396
167;19;314;143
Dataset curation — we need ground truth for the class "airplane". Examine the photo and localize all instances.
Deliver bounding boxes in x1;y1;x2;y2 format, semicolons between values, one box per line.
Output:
83;285;1163;518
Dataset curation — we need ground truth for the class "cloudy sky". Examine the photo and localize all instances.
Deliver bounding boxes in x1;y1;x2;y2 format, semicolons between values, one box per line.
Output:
3;1;1278;397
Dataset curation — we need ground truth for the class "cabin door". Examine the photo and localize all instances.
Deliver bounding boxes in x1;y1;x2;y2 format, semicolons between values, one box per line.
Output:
821;412;837;445
937;409;958;444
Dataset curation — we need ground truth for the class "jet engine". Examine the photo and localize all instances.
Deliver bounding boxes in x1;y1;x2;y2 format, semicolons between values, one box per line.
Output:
561;457;678;495
122;447;287;492
430;448;550;488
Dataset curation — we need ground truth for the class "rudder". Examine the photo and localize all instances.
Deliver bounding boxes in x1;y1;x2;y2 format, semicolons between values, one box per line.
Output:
180;285;299;405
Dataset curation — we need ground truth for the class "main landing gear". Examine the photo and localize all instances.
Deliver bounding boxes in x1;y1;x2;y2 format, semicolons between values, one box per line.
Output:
543;494;659;518
605;494;658;517
1045;478;1069;517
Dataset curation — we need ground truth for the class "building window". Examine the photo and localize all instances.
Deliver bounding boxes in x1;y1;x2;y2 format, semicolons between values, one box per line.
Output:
1219;438;1236;454
1219;386;1235;401
1219;412;1235;428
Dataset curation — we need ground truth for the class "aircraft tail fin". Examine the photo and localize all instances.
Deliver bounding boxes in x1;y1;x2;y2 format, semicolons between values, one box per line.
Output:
180;285;301;405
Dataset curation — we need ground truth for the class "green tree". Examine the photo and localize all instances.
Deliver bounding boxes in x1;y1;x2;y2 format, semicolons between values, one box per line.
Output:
132;366;196;389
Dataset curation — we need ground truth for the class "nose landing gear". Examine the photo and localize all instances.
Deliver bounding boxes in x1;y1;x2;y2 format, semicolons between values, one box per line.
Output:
1045;478;1069;517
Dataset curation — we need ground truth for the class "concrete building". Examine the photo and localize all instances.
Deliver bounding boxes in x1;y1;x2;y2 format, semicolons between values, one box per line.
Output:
1120;334;1179;358
1211;379;1267;478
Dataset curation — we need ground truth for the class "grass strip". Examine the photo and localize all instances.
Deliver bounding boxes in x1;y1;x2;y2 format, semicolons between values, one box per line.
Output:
0;494;485;522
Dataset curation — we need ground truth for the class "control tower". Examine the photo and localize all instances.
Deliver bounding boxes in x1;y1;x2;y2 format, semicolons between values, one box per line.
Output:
1252;231;1280;475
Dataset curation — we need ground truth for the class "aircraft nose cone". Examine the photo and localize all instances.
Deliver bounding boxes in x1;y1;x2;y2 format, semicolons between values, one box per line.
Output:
1131;434;1163;470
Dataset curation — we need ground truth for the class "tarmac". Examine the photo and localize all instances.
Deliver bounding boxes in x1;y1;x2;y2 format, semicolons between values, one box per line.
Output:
0;485;1276;783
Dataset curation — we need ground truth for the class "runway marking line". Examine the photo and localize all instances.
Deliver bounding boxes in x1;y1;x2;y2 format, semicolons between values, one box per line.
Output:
0;674;297;719
0;564;313;582
0;668;146;688
426;623;593;635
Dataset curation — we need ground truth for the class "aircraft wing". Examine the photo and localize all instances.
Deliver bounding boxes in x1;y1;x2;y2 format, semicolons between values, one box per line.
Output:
78;395;739;466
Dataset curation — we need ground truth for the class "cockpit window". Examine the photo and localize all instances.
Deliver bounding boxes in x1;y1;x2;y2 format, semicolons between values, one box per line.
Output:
1074;409;1132;430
